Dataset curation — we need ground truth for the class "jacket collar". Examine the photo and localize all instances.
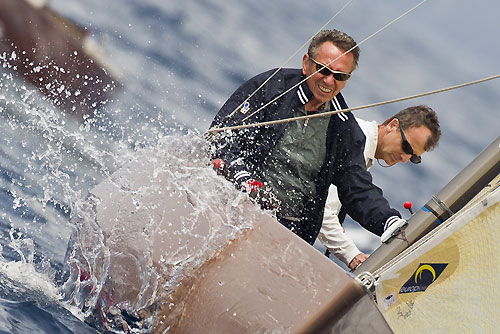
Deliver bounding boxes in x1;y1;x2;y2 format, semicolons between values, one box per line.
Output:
296;82;314;105
297;81;348;121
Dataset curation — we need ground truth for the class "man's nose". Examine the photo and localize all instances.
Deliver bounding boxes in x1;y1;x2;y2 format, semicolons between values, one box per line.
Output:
323;73;337;85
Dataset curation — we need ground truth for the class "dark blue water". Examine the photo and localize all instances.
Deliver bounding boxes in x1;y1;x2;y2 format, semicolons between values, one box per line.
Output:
1;0;499;332
0;281;99;334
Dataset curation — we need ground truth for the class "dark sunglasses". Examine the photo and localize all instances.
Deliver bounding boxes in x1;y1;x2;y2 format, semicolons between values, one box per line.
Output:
398;119;421;164
310;58;351;81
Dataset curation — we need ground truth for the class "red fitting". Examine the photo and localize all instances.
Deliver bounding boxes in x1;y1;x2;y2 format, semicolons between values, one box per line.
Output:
246;179;264;192
212;158;226;170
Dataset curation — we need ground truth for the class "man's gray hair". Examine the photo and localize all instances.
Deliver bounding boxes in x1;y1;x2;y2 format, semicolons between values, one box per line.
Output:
308;29;360;71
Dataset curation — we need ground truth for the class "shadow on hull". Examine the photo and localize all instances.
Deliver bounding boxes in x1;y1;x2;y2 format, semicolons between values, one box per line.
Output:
0;0;121;119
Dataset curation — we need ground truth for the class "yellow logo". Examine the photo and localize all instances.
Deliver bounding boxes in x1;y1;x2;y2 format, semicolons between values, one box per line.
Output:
414;264;437;284
399;263;448;294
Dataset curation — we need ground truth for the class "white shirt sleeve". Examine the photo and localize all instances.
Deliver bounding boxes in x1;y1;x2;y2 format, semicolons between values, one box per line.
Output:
319;118;378;266
318;184;361;266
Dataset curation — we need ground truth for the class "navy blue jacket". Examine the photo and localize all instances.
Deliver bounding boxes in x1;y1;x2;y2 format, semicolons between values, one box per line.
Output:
209;68;400;244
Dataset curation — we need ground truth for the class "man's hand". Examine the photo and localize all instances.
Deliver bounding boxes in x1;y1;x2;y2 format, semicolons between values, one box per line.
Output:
211;160;278;210
212;158;226;175
381;216;407;243
243;179;279;210
348;252;369;270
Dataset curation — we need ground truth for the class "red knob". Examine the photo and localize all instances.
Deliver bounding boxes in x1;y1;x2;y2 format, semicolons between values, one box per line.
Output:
404;201;413;210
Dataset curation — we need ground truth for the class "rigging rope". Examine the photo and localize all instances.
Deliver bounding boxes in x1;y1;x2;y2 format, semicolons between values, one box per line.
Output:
242;0;427;121
236;0;429;124
206;74;500;134
225;0;356;119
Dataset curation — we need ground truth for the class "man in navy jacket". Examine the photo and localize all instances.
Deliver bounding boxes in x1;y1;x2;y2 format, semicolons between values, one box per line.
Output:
208;29;406;245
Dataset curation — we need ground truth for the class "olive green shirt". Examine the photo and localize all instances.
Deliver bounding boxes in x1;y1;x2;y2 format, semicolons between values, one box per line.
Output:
260;102;331;219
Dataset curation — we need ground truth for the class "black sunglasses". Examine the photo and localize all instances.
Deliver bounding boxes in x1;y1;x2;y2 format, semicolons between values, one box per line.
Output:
310;58;351;81
397;119;421;164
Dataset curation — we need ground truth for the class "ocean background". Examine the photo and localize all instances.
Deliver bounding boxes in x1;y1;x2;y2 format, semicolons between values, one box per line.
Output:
0;0;498;332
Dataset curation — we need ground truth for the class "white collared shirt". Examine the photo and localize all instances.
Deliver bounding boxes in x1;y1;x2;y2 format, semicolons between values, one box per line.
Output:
318;118;378;266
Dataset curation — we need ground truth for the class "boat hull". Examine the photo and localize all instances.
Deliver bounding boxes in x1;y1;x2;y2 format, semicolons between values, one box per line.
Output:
0;0;121;118
67;147;392;333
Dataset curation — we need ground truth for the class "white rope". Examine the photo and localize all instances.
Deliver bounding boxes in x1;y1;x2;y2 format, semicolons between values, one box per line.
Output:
206;74;500;134
239;0;429;123
226;0;356;119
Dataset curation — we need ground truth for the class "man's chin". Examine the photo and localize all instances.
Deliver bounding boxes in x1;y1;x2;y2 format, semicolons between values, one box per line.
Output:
314;89;335;102
385;159;396;166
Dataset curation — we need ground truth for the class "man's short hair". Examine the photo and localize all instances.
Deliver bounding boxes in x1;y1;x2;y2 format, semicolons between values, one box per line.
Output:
392;105;441;151
308;29;360;71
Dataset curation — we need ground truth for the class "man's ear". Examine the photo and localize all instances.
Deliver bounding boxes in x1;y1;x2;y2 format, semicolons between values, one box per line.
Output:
387;117;399;131
302;54;309;75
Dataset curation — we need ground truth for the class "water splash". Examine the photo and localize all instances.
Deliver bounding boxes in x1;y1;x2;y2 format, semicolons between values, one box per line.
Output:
0;229;61;300
61;132;262;332
2;45;261;332
1;52;175;332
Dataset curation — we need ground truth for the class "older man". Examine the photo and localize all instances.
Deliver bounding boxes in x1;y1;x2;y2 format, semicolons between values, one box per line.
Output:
208;29;405;245
319;105;441;270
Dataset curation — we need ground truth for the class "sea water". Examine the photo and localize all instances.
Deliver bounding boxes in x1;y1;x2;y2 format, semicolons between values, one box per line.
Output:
2;1;500;332
1;48;260;331
0;51;231;332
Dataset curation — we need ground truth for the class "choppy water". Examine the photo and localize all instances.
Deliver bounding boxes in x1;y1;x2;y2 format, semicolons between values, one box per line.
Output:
1;0;499;332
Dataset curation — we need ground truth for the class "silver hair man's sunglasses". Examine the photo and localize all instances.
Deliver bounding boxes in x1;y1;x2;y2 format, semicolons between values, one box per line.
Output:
310;58;351;81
